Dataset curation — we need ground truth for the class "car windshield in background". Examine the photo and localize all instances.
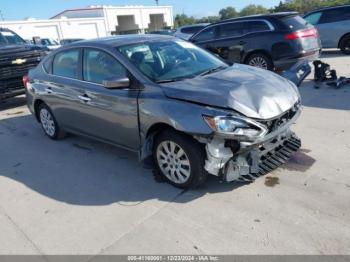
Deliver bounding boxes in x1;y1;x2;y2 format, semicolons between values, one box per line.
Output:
117;40;227;83
0;31;25;45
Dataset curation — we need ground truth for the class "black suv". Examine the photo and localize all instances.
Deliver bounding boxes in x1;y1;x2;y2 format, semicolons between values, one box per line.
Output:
0;28;48;100
189;13;321;71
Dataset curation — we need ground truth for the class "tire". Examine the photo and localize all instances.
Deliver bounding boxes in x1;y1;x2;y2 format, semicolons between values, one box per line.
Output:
153;130;208;189
38;103;65;140
245;53;274;71
340;35;350;55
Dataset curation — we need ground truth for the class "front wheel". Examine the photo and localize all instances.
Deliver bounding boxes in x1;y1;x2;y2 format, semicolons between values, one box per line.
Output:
246;53;274;70
153;130;207;189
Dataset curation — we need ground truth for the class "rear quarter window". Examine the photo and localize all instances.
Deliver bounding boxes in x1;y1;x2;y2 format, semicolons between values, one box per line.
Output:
281;15;310;30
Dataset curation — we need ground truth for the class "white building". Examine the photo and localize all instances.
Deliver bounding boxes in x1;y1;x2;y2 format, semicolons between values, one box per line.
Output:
0;5;173;41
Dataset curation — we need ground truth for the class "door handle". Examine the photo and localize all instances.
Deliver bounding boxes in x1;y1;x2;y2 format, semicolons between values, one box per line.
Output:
78;95;91;102
239;41;246;45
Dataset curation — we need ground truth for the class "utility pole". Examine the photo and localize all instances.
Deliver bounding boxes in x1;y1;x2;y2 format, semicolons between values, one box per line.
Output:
155;0;159;6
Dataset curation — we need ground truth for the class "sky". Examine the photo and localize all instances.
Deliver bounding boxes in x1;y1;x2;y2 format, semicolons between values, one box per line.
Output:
0;0;281;21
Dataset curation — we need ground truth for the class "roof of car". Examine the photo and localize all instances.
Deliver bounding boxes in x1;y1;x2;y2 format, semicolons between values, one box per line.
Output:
68;34;174;48
304;4;350;15
179;23;210;29
213;12;299;24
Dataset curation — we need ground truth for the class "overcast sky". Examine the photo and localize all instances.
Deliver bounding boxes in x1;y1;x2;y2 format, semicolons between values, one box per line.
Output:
0;0;281;20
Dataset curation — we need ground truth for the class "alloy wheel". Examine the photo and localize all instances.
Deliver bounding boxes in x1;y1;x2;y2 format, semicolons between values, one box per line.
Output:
156;140;191;184
40;108;56;137
248;56;268;69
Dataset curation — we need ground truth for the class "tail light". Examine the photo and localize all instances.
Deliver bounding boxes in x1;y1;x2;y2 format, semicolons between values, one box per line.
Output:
285;28;318;40
23;75;29;88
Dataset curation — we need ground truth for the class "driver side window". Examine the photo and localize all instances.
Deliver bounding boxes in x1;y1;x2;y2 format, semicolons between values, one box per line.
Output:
83;48;127;84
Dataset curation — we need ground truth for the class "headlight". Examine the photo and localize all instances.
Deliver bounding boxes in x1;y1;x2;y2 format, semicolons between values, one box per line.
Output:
203;115;268;139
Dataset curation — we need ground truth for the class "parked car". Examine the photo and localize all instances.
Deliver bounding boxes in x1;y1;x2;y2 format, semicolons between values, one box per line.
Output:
40;38;61;50
60;38;84;45
189;13;321;71
303;5;350;54
0;28;48;100
25;35;302;188
174;23;210;40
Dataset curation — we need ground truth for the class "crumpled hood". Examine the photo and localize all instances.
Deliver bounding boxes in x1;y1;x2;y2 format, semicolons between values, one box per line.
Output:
161;64;300;120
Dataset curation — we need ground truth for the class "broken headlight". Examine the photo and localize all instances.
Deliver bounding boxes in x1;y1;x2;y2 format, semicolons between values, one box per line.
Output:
203;115;268;139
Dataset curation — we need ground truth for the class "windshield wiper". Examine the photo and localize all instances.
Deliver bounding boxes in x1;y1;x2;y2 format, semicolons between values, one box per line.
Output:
156;76;193;84
199;65;227;76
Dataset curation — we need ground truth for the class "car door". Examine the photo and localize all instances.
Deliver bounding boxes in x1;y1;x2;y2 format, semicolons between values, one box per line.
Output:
45;48;87;131
72;47;140;150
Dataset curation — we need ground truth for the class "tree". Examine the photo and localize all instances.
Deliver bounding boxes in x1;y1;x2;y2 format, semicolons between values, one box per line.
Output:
196;16;220;23
219;7;238;20
239;4;269;17
174;14;196;28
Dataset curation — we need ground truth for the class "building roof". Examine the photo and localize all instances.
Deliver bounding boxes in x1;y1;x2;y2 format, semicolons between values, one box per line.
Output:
51;5;172;19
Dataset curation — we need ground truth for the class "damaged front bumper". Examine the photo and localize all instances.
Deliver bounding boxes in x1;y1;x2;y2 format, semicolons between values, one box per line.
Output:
204;109;301;182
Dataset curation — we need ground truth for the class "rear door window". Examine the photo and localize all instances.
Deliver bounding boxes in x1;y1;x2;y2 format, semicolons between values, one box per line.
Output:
281;15;309;30
245;21;271;33
52;49;80;79
83;48;127;84
319;7;350;24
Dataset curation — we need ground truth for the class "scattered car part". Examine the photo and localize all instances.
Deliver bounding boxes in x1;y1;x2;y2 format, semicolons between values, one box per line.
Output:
313;60;337;82
313;60;350;89
26;35;302;189
282;60;311;87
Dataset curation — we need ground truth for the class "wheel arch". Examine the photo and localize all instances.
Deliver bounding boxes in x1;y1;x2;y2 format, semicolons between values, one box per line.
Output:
338;32;350;48
33;99;45;122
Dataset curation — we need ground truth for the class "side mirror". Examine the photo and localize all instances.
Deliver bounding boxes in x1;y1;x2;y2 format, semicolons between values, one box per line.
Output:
103;77;130;89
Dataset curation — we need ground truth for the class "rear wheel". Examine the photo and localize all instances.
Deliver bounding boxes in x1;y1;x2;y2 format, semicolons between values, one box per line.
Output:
246;53;274;70
38;103;65;140
340;35;350;55
153;130;207;189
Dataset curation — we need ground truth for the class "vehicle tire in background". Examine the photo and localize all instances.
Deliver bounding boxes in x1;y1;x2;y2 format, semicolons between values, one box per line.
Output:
245;53;274;70
153;129;207;189
38;103;65;140
340;35;350;55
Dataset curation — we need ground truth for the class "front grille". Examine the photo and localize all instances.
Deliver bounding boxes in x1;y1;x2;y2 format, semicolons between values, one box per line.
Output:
237;135;301;182
0;77;24;93
0;62;39;80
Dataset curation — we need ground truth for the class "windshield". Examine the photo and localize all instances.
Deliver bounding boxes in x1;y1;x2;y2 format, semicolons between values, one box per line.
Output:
41;39;59;46
0;31;25;45
117;40;227;83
